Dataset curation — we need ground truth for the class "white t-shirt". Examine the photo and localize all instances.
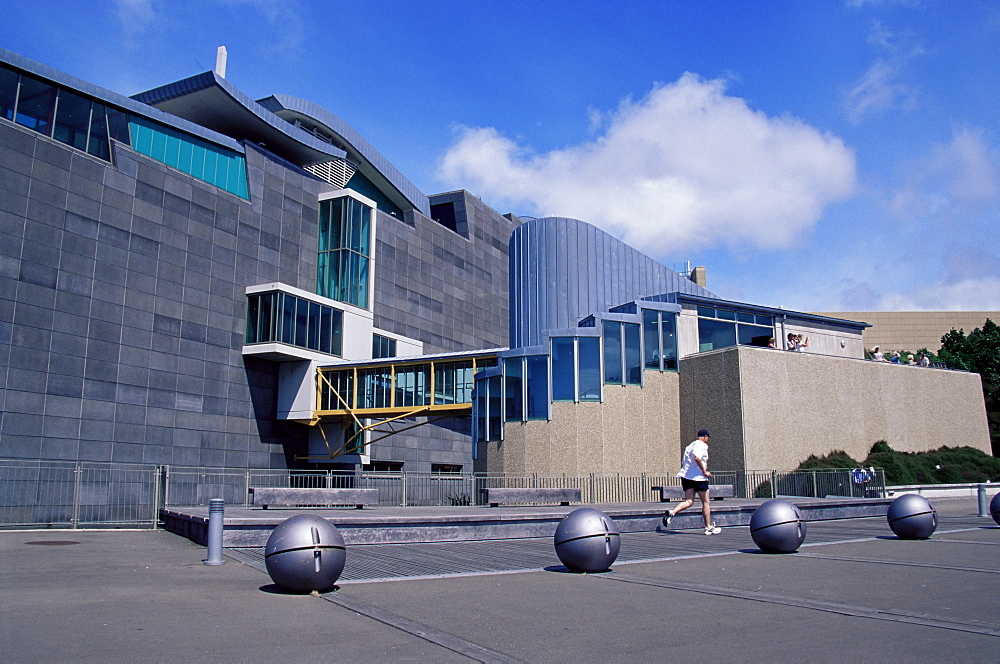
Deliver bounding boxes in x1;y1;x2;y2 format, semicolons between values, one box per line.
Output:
677;439;709;481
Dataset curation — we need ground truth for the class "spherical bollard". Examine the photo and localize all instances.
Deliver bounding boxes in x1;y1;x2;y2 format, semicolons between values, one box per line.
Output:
886;494;937;540
750;500;807;554
553;508;621;573
264;514;346;592
990;492;1000;527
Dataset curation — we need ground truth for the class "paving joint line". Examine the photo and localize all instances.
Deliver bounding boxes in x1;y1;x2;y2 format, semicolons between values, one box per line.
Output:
319;591;523;663
597;571;1000;638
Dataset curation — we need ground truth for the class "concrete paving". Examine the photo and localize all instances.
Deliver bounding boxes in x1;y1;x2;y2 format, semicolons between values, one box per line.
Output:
1;497;998;662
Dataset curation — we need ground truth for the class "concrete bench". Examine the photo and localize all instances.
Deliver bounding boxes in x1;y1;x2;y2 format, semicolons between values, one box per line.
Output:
249;487;378;509
481;487;582;507
652;484;735;502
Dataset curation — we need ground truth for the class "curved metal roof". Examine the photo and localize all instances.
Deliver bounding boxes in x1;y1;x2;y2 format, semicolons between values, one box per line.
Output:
257;94;429;216
131;71;346;167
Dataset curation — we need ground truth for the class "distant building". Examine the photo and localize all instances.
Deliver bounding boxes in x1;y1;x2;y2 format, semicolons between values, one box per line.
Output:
0;48;991;480
813;311;999;354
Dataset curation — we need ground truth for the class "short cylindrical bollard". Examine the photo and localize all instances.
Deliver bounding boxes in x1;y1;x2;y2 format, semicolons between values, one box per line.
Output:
203;498;225;565
978;484;989;518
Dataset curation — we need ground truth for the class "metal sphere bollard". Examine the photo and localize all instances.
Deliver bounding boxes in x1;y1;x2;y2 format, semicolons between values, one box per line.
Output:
886;494;937;539
990;492;1000;526
750;500;807;553
553;508;621;573
264;514;346;592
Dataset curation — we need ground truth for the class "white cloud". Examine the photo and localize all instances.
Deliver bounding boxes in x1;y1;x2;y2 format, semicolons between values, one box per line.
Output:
438;74;856;256
843;59;919;124
890;126;1000;220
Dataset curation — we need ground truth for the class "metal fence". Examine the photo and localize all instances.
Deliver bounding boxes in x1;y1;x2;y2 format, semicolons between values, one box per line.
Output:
0;459;885;528
0;460;162;528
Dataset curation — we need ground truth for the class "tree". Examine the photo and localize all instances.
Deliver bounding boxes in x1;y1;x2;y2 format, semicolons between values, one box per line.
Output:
937;318;1000;456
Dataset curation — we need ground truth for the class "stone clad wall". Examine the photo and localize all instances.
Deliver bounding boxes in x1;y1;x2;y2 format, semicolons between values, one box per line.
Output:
482;371;681;475
680;346;991;472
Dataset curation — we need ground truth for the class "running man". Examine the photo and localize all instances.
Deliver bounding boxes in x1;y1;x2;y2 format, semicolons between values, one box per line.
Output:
663;429;721;535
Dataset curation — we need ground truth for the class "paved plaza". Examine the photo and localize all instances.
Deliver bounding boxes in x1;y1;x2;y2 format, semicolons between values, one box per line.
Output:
1;497;997;662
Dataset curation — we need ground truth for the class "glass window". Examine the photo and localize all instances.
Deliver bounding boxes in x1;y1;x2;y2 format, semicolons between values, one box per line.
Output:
526;355;548;420
86;103;110;160
318;196;373;308
14;75;57;135
487;375;502;441
0;66;17;121
624;322;642;384
105;107;130;145
578;337;601;401
52;89;91;151
372;334;396;359
661;314;678;370
603;321;623;385
551;338;575;401
245;291;342;356
504;358;523;422
643;309;660;370
738;324;774;347
698;318;737;352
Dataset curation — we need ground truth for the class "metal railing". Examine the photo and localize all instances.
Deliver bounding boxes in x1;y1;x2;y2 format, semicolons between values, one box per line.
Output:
0;460;161;528
0;459;885;528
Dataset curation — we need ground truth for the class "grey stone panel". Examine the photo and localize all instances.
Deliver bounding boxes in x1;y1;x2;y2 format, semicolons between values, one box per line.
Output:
0;121;323;470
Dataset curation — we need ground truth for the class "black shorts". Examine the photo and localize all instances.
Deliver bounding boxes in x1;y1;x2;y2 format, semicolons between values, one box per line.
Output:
681;478;710;493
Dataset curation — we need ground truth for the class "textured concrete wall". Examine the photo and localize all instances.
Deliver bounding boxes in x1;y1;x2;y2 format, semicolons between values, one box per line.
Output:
680;346;991;472
490;371;681;475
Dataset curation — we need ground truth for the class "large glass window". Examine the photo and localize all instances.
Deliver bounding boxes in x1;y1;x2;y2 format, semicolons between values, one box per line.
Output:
525;355;549;420
0;66;17;121
245;290;343;356
0;65;130;165
624;322;642;384
372;334;396;359
642;309;678;371
603;321;623;385
13;74;56;135
318;196;372;308
551;337;576;401
504;358;523;422
474;374;503;443
697;306;774;351
128;116;249;199
395;364;430;408
578;337;601;401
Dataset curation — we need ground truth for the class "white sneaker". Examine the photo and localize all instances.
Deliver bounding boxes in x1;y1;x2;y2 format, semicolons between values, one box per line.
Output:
704;525;721;535
662;512;672;528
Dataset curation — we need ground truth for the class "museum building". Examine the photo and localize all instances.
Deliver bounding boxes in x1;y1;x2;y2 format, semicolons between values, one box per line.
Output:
0;48;991;478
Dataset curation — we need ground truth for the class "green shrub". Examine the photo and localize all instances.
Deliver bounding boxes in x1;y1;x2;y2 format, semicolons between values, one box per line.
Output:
796;441;1000;484
798;450;858;469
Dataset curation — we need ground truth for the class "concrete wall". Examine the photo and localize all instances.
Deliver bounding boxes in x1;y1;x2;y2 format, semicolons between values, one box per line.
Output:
680;346;991;472
481;371;681;475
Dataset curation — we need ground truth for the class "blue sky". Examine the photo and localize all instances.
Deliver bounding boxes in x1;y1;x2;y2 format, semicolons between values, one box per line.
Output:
3;0;997;312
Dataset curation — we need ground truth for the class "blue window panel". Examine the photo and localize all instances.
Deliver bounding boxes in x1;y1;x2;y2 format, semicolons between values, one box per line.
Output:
661;314;678;370
551;338;575;401
14;75;56;135
603;321;623;385
698;318;736;352
0;66;17;121
624;322;642;384
578;337;601;401
487;375;503;441
53;89;91;151
127;116;248;199
87;104;110;160
526;356;549;420
643;309;660;370
504;358;523;422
